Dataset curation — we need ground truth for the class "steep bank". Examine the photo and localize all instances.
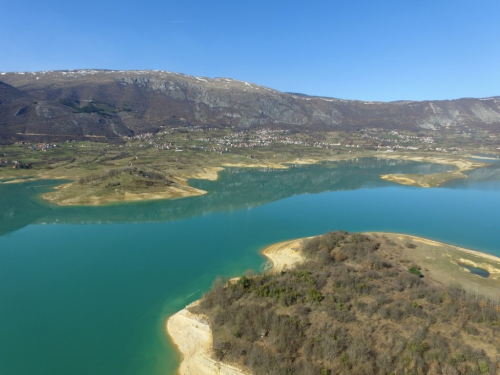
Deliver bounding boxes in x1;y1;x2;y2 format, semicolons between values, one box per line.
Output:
166;301;249;375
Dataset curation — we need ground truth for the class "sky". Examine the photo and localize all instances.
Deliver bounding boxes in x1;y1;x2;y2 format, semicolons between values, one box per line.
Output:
1;0;499;102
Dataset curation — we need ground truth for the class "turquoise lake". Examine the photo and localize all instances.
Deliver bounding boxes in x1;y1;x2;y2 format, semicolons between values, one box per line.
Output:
1;158;500;375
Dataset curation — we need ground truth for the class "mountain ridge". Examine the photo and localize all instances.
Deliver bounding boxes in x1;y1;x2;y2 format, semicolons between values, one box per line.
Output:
1;69;499;143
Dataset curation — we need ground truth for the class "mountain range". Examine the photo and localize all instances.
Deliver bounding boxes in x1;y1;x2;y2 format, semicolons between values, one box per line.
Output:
1;69;499;143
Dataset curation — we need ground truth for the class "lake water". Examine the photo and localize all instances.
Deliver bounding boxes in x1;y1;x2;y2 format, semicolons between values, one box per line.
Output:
1;158;500;375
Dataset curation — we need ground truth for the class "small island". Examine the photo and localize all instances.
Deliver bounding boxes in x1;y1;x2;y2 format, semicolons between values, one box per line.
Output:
379;155;487;188
167;232;500;375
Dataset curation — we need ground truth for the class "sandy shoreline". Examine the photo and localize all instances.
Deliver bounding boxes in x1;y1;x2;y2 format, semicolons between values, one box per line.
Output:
222;162;288;169
261;238;307;273
165;238;306;375
166;301;249;375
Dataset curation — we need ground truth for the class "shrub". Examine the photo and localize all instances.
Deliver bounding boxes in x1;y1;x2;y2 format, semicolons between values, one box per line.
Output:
408;266;423;277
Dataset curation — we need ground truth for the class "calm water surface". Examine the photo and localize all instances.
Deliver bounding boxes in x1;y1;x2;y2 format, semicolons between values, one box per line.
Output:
1;158;500;375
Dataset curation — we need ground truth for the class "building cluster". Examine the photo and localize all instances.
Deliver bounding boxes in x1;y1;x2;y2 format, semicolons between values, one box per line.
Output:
12;124;488;157
0;159;16;165
377;145;420;151
15;141;60;151
120;126;457;155
30;143;60;151
361;130;434;146
125;128;321;153
0;159;31;169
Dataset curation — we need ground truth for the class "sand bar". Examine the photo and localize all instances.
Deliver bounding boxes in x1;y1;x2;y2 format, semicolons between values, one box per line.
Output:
222;162;288;169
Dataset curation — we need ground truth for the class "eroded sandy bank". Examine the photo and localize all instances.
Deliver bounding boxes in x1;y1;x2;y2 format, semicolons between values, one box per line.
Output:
166;238;306;375
166;300;249;375
261;238;307;273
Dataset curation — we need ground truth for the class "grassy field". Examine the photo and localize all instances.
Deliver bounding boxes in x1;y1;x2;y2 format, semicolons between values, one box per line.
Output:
371;233;500;299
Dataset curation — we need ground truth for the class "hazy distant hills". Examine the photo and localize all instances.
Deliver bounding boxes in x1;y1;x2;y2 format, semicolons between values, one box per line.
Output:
1;69;499;143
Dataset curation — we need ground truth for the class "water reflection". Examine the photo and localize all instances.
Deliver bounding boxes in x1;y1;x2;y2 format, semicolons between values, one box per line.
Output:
1;158;499;236
446;162;500;190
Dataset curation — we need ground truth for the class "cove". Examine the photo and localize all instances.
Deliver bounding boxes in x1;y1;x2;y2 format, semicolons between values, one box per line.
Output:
1;158;500;375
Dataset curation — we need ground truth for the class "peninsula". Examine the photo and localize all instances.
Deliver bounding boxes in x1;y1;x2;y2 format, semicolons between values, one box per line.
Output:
168;232;500;374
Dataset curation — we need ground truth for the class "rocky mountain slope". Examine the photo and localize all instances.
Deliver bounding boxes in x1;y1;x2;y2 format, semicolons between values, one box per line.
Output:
1;70;499;143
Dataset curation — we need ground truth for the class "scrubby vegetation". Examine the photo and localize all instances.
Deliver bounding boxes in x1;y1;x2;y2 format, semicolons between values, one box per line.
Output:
195;232;500;375
59;97;121;116
78;167;173;187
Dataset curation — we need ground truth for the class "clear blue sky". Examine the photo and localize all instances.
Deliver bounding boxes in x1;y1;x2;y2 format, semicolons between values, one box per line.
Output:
1;0;499;101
